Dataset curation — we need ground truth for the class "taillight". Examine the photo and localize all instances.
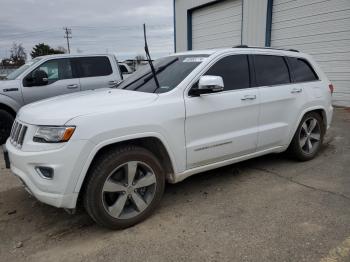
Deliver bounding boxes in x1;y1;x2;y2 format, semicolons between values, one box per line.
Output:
329;84;334;94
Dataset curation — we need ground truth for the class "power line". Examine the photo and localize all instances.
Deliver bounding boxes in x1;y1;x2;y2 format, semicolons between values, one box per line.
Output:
63;27;72;54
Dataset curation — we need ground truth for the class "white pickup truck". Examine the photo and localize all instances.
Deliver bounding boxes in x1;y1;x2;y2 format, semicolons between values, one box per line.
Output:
4;47;333;229
0;54;123;144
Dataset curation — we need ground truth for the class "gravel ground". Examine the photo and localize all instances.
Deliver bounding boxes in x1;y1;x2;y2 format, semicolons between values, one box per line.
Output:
0;107;350;262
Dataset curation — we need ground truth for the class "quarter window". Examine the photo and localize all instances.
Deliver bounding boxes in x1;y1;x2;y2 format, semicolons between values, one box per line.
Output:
288;57;319;83
119;65;128;73
75;56;112;78
254;55;290;86
204;55;250;91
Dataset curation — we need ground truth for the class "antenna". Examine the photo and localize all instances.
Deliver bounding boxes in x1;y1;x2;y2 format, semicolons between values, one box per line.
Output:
143;24;160;90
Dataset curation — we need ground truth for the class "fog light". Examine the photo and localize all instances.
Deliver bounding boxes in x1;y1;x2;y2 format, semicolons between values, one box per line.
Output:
35;166;54;180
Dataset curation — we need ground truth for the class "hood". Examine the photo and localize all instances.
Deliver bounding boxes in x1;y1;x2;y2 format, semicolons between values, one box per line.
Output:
17;88;158;125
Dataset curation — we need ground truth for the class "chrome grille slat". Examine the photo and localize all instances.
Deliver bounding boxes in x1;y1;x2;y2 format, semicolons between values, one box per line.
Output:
11;122;18;141
10;122;16;139
14;124;22;142
10;120;28;147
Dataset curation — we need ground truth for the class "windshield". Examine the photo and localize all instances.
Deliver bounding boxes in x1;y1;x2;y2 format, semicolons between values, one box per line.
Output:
5;57;43;80
117;55;209;93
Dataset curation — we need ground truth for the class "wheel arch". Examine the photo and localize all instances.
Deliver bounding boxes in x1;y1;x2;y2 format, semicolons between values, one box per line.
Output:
74;134;176;203
0;102;17;118
289;106;328;145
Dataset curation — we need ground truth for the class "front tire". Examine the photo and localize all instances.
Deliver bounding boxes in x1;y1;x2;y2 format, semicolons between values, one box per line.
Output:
288;112;325;161
0;109;15;145
83;145;165;229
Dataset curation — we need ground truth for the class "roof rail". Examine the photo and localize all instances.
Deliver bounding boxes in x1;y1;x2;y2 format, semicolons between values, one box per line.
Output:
233;45;299;52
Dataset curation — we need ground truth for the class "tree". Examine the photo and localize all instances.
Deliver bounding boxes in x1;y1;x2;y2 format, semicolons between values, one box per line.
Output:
10;42;27;66
30;43;65;58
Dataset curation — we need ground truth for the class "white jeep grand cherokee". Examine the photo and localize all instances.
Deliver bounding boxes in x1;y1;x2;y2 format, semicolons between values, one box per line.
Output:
4;47;333;229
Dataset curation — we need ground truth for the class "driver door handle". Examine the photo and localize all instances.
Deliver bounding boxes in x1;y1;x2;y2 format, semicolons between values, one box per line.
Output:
67;84;79;89
241;95;257;101
291;87;302;93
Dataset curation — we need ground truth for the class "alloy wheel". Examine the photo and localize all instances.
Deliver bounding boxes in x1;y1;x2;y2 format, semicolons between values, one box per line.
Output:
299;117;321;154
102;161;157;219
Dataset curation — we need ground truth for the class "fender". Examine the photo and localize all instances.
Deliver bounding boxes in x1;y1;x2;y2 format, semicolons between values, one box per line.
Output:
0;94;21;113
287;105;327;145
73;131;178;193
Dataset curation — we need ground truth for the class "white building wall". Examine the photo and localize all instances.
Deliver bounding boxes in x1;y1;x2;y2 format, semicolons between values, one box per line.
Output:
175;0;216;52
175;0;268;52
271;0;350;107
242;0;268;46
192;0;243;49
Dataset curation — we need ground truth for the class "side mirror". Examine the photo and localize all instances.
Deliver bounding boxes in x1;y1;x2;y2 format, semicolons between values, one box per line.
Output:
190;75;224;96
32;70;48;86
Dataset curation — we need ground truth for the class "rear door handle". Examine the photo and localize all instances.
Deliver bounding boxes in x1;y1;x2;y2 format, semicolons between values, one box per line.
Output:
241;95;257;101
67;84;79;89
291;88;302;94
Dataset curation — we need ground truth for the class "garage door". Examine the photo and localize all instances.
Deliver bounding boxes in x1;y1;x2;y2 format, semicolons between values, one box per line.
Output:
191;0;242;50
271;0;350;106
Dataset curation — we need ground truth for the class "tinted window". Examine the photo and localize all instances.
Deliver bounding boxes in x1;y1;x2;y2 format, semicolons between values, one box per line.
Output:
118;55;208;93
254;55;290;86
26;58;72;85
119;65;128;73
76;56;112;77
204;55;250;91
288;57;318;83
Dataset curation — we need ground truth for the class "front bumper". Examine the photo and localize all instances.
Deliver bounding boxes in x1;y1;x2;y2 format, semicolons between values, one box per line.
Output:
5;139;94;209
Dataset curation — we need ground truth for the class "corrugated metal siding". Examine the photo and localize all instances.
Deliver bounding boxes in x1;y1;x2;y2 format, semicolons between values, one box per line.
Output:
191;0;242;49
175;0;220;52
242;0;268;46
175;0;268;52
271;0;350;106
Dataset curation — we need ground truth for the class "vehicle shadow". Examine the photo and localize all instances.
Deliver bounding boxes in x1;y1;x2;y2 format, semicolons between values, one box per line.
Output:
0;147;328;255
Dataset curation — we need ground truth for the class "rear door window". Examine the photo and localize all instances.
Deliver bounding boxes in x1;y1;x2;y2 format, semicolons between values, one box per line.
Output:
288;57;319;83
204;55;250;91
254;55;290;86
74;56;112;78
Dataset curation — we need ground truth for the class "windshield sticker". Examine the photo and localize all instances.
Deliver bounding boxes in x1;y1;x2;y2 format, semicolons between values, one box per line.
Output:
183;57;207;63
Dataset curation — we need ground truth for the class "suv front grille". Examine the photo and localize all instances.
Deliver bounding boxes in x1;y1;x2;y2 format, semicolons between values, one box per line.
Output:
10;120;28;147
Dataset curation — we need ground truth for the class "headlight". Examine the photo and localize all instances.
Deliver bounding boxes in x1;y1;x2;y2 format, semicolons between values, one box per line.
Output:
33;126;75;143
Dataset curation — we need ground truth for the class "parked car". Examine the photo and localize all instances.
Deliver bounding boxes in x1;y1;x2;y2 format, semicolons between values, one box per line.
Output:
4;47;333;229
118;62;133;79
0;54;123;144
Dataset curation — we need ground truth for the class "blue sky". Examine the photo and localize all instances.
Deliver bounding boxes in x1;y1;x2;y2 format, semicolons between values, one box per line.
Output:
0;0;174;61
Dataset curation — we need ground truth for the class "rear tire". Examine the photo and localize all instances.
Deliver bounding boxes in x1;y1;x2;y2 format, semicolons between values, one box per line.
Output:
83;145;165;229
0;109;15;145
288;112;324;161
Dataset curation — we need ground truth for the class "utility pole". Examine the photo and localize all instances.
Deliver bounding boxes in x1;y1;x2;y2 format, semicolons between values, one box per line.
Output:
63;27;72;54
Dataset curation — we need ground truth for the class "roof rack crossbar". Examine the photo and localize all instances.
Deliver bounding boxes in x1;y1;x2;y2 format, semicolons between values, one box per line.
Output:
232;45;299;52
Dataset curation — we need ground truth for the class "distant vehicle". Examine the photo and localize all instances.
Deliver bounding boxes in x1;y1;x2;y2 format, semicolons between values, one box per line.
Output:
118;62;133;79
0;54;122;144
4;47;333;229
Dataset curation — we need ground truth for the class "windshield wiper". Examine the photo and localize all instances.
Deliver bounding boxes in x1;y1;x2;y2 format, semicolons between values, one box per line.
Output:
143;24;160;91
120;71;152;89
